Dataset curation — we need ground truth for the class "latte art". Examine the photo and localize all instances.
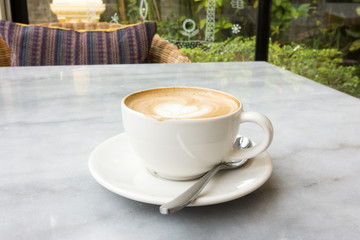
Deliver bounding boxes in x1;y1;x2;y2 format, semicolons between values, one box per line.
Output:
125;87;240;120
154;103;203;119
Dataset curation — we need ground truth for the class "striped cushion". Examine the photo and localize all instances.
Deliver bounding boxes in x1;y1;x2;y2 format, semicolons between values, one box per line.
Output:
0;20;157;66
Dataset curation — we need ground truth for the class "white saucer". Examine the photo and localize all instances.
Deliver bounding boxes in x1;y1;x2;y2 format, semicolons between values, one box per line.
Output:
89;133;273;206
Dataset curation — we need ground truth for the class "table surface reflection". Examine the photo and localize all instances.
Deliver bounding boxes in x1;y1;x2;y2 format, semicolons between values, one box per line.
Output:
1;62;359;239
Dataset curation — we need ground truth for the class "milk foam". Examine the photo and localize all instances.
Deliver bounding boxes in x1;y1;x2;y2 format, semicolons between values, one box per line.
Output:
154;103;212;119
125;87;240;120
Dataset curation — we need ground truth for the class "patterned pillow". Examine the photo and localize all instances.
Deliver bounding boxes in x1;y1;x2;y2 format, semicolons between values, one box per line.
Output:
0;20;157;66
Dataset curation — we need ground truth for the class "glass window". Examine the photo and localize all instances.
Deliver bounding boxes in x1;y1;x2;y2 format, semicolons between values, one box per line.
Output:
268;0;360;97
25;0;258;63
9;0;360;96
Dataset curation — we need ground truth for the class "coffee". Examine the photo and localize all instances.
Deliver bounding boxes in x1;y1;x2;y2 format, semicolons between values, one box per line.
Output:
125;87;240;121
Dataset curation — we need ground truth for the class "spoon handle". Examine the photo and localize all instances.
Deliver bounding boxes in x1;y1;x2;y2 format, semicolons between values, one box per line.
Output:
159;164;225;214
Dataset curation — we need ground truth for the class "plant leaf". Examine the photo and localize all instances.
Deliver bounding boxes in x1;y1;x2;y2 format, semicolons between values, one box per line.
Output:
223;23;233;29
291;9;300;19
346;29;360;38
197;2;205;13
298;3;310;16
200;19;206;29
349;39;360;52
253;0;258;8
275;10;282;19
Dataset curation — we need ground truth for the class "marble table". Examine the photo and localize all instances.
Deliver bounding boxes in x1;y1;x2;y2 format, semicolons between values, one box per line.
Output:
0;62;359;239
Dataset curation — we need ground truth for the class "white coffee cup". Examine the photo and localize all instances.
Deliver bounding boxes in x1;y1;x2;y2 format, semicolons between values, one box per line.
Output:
121;87;273;180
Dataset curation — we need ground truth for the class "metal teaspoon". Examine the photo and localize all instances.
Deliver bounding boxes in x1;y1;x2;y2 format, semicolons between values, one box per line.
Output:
159;136;253;214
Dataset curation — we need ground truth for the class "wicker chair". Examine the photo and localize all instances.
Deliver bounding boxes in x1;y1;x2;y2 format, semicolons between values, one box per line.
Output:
0;34;11;67
37;22;191;64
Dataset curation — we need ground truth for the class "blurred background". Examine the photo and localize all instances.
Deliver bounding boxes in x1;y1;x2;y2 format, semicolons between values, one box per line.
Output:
1;0;359;97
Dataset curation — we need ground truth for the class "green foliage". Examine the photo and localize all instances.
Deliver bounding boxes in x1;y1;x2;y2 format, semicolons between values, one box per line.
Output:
350;39;360;52
271;0;310;43
181;37;255;62
157;13;187;41
109;0;359;97
308;23;360;63
125;0;140;23
299;0;360;63
194;0;233;41
181;37;359;97
269;43;359;97
194;0;229;12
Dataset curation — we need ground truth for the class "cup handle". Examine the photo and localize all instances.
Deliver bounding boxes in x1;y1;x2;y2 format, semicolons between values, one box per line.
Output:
228;111;273;161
